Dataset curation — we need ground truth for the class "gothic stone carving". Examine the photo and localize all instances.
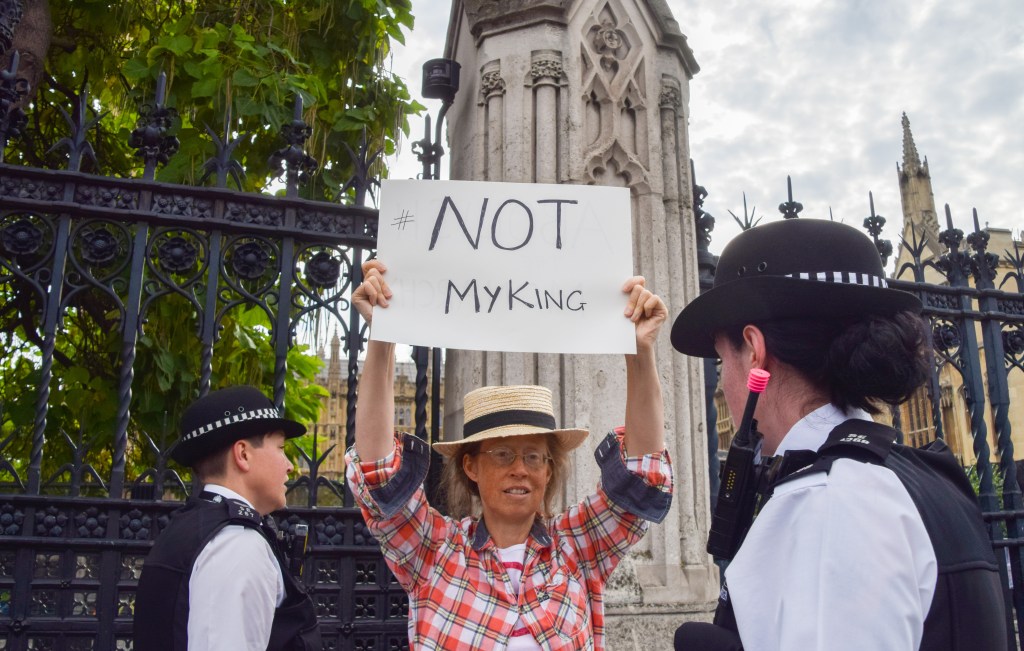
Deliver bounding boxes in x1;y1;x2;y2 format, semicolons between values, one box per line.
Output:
530;58;564;84
481;70;507;98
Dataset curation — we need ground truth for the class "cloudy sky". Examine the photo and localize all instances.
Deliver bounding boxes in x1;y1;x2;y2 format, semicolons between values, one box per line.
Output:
386;0;1023;258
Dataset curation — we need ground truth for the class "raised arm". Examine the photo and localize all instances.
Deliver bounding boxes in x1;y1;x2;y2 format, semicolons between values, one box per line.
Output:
622;276;667;456
352;260;397;461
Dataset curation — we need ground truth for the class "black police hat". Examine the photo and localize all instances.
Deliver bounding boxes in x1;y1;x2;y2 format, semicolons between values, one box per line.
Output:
671;218;921;358
170;386;306;466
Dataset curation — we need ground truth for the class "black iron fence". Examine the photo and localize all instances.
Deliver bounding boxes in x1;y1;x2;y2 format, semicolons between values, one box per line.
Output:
695;174;1024;649
887;206;1024;647
0;57;423;649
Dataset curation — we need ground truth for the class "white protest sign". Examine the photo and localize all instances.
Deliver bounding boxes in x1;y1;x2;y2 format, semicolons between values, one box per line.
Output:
371;179;635;354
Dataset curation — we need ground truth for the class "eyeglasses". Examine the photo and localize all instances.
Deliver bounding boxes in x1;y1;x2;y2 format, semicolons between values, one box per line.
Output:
482;448;552;470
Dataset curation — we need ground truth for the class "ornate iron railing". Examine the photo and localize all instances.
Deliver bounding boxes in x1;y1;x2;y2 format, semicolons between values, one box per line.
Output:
888;206;1024;647
0;58;416;649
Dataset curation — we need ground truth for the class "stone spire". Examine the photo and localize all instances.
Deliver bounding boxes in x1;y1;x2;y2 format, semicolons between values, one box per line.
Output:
897;113;941;259
900;112;921;175
327;328;341;386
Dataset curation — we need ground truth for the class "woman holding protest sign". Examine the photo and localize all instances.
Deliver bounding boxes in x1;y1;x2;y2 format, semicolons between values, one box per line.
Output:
345;259;673;650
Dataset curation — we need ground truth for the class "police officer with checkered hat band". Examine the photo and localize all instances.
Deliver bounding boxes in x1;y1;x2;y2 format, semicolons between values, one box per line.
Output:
671;218;1005;650
133;386;321;650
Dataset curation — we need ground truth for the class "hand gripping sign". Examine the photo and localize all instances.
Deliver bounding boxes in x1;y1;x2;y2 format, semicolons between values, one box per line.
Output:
372;179;635;354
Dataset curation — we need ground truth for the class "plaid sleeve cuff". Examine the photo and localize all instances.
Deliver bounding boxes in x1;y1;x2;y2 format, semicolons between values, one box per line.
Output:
595;430;673;523
345;433;431;519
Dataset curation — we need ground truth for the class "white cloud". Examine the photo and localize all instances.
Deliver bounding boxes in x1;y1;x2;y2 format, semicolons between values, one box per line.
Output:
677;0;1023;253
389;0;1023;254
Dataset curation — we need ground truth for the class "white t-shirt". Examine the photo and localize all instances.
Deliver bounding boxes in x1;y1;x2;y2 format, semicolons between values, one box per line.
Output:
725;405;938;651
187;484;286;651
498;543;543;651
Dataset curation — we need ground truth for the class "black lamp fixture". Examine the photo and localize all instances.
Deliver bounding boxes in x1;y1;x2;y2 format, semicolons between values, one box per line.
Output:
422;58;461;104
414;58;461;181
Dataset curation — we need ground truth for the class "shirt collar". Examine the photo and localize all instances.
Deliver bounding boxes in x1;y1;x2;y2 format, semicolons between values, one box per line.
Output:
774;403;873;456
471;517;552;551
202;483;255;509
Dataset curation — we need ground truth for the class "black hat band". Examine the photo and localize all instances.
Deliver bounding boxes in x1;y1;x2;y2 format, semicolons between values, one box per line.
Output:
182;407;282;442
785;270;888;288
463;409;556;436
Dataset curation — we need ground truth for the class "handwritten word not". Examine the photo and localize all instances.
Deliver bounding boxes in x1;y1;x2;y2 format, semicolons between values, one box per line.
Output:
428;196;578;251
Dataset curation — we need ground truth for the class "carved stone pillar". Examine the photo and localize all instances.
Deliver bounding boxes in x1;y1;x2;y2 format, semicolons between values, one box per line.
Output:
528;50;564;183
443;0;715;643
480;61;506;182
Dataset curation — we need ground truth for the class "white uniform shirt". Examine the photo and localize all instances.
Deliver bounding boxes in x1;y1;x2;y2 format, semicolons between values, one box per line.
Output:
187;484;286;651
725;404;938;651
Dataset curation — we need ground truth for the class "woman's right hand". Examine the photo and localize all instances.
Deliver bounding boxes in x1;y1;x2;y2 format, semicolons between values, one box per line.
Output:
352;259;392;324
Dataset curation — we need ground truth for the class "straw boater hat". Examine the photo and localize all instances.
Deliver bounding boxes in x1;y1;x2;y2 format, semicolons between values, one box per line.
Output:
671;218;921;358
171;386;306;466
433;385;589;457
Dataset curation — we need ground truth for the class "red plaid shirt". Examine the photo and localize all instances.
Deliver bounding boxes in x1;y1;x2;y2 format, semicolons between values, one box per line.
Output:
345;431;673;650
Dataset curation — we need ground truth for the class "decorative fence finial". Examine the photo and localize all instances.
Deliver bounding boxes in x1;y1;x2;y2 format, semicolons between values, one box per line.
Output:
340;126;382;207
966;208;998;286
936;204;972;283
201;124;245;189
269;94;319;194
728;192;762;231
1004;239;1024;294
967;207;990;254
200;97;246;189
690;159;718;296
778;175;803;219
51;84;100;172
128;71;180;177
690;159;714;249
863;191;893;266
939;204;963;253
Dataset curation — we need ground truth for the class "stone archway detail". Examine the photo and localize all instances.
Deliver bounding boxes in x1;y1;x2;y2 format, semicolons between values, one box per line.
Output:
585;139;650;191
580;0;648;165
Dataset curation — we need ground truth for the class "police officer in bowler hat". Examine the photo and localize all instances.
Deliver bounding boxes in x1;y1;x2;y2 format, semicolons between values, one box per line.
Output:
671;218;1005;650
133;386;321;650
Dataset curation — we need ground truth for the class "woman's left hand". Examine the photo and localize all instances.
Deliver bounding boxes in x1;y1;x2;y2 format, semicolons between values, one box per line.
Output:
622;276;667;351
352;259;391;324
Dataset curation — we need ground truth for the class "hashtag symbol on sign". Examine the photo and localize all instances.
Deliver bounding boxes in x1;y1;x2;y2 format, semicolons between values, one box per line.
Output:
392;210;414;230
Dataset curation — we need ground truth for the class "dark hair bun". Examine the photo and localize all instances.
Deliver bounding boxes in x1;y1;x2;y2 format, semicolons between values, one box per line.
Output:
825;312;931;413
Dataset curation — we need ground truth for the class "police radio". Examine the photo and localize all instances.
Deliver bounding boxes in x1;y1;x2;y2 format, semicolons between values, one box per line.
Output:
706;368;770;561
289;523;309;577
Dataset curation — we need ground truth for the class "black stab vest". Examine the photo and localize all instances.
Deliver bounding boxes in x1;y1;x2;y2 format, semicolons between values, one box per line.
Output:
708;420;1008;651
133;493;321;651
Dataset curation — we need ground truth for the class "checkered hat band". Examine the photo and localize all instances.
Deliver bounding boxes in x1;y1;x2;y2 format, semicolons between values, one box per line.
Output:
787;271;888;289
183;408;281;441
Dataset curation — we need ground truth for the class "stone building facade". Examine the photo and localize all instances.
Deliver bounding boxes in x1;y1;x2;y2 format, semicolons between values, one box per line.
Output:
892;114;1023;467
310;333;444;481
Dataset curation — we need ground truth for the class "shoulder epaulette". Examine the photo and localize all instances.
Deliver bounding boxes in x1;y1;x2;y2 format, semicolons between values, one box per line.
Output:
772;419;898;490
224;499;262;527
